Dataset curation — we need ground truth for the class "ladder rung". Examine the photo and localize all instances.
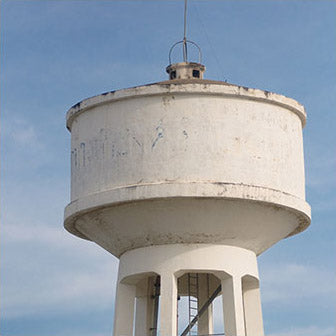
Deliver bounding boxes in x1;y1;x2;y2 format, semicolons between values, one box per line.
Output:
187;272;200;336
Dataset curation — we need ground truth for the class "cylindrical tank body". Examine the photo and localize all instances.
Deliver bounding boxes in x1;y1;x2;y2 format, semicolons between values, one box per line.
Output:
64;79;311;257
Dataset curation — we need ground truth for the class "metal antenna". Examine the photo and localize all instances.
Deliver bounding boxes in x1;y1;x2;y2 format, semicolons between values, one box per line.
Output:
167;0;202;66
183;0;188;62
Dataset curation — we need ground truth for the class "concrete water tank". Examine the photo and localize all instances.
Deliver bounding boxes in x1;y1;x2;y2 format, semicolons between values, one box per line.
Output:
64;62;310;336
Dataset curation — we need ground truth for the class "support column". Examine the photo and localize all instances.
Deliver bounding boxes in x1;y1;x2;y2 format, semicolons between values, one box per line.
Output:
242;277;264;336
221;276;246;336
135;277;156;336
197;274;214;335
159;272;178;336
113;282;136;336
135;297;148;336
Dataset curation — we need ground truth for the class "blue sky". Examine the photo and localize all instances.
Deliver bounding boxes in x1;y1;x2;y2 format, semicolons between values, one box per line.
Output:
1;1;335;335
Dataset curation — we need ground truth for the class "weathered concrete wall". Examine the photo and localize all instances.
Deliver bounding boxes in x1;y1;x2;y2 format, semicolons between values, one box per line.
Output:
114;244;263;336
67;83;307;201
64;77;311;336
64;81;310;257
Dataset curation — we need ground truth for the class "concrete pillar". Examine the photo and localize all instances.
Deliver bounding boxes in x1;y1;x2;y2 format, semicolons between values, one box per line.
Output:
113;282;136;336
159;273;178;336
221;276;246;336
197;274;214;335
135;296;148;336
135;277;156;336
242;277;264;336
116;245;261;336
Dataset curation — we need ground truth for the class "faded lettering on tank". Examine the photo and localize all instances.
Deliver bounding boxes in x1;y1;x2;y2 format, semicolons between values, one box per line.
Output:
152;122;164;149
71;127;145;173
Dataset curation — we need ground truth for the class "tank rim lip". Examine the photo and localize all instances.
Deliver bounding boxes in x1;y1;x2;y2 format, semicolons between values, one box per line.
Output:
64;195;311;256
66;80;307;131
64;182;311;246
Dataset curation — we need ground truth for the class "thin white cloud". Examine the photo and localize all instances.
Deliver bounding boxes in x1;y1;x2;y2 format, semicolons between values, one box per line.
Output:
305;147;336;190
1;221;118;319
2;116;42;149
269;325;335;336
3;260;117;319
313;197;336;212
260;262;336;304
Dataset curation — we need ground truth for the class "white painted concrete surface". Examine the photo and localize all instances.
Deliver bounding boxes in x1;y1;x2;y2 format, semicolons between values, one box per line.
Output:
116;244;262;336
65;80;310;257
64;75;310;336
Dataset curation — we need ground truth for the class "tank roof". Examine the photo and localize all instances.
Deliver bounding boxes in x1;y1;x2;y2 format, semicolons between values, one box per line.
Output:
66;80;307;131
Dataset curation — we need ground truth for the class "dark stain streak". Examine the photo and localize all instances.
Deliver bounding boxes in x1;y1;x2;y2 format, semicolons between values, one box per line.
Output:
71;102;81;109
213;182;230;186
117;151;127;157
73;148;77;167
101;90;116;96
152;125;164;149
80;142;85;167
133;136;142;147
183;130;188;139
158;84;173;89
126;128;142;147
125;185;137;190
162;96;171;107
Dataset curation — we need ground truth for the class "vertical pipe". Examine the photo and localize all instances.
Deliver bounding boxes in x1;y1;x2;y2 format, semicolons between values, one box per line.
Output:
151;276;160;336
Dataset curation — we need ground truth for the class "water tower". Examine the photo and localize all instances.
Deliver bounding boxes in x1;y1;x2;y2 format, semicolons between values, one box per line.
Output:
64;3;310;336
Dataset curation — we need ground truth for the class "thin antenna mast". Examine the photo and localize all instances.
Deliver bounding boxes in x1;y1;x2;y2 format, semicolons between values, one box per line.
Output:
183;0;188;62
166;0;205;79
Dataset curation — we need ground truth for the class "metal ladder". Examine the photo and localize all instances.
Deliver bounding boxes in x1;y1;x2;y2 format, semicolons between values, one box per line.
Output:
180;282;222;336
187;273;199;336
